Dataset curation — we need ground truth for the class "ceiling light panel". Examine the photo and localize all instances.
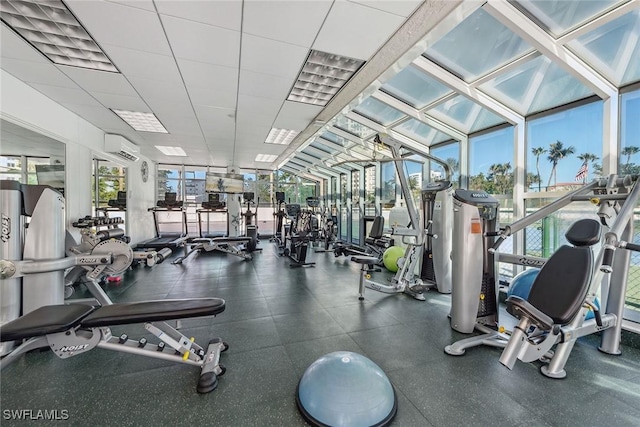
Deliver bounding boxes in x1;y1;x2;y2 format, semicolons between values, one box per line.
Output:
265;128;299;145
0;0;118;72
255;154;278;162
287;50;365;106
155;146;186;156
113;110;168;133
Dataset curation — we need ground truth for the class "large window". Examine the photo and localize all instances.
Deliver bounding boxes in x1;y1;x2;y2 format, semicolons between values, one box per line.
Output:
619;89;640;174
469;127;515;194
157;165;182;201
351;169;360;244
430;142;460;186
92;160;126;228
526;101;603;192
0;156;52;186
364;165;376;215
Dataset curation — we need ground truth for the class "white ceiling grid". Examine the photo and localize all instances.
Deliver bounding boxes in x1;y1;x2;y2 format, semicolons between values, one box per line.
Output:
2;0;639;179
1;0;415;167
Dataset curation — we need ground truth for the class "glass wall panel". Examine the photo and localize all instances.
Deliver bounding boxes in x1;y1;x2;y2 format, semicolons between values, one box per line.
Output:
351;170;361;244
331;116;375;138
569;9;640;86
340;174;348;240
423;8;533;82
381;65;452;109
620;89;640;174
621;88;640;323
393;119;452;146
480;55;594;115
429;95;505;133
469;127;515;194
93;160;127;229
430;142;460;186
526;101;603;192
353;97;405;126
515;0;620;37
364;165;377;215
157;165;182;201
0;156;22;182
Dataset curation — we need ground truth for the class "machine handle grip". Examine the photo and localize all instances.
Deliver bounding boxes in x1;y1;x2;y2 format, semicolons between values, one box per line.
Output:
623;242;640;252
485;231;501;237
489;236;506;253
600;246;615;273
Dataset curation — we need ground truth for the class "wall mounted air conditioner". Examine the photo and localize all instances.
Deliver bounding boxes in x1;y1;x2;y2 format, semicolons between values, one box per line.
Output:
105;134;140;162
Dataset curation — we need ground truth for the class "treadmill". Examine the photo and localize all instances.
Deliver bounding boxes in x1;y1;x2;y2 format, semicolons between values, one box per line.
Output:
197;193;228;238
137;192;188;249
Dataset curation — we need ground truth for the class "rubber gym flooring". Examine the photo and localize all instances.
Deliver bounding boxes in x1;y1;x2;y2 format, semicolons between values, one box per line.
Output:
2;241;640;426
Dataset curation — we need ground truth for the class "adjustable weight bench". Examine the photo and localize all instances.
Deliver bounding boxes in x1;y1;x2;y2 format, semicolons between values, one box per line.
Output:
173;236;254;264
0;298;228;393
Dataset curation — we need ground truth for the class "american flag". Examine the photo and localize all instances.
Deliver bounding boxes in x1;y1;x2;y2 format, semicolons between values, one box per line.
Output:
575;163;588;182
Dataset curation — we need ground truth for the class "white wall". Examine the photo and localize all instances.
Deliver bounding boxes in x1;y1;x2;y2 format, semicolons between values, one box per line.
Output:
1;70;155;244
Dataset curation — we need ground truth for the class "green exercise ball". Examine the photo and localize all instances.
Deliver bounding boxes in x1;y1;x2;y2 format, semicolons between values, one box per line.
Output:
383;246;404;272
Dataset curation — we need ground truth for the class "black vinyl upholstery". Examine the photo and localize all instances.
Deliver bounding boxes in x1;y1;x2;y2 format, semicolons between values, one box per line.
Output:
0;305;96;342
369;216;384;240
527;245;593;325
565;218;601;247
81;298;225;328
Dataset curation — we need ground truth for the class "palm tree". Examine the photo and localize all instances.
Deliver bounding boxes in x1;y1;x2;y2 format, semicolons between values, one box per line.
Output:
621;146;640;173
546;141;575;189
576;153;599;183
531;147;546;192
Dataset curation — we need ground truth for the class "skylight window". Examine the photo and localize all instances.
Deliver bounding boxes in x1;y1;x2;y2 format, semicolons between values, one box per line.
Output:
255;154;278;162
0;0;118;72
265;128;299;145
287;50;365;106
113;110;168;133
155;146;186;156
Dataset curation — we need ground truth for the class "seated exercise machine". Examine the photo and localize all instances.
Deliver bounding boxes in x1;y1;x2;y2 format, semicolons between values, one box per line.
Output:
446;175;640;379
334;215;394;264
0;182;229;393
136;192;188;251
350;134;452;301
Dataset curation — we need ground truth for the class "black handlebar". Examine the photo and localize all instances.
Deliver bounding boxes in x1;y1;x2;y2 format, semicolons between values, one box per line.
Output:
624;242;640;252
601;246;614;273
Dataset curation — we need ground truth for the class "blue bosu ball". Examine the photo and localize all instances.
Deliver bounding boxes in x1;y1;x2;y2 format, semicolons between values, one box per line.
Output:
296;351;397;427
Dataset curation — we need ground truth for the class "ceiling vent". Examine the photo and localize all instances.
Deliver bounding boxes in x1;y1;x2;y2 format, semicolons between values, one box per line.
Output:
105;134;140;162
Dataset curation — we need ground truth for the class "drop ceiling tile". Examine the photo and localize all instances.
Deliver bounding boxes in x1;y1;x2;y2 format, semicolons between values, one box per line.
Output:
60;103;129;130
236;110;276;129
240;34;309;79
106;0;156;12
57;65;139;96
29;83;102;107
101;44;183;84
237;94;283;115
0;25;48;62
65;0;172;55
177;59;238;109
243;1;332;48
313;1;405;60
155;0;242;31
91;92;149;112
238;69;293;100
128;76;192;107
161;16;240;67
273;101;323;130
347;0;423;17
1;58;78;88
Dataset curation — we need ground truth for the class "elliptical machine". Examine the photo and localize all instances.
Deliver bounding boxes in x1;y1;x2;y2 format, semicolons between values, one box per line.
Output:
271;191;287;250
240;192;260;252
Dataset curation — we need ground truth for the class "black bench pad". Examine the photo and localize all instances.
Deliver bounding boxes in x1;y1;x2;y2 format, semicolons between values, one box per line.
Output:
351;255;380;264
81;298;226;328
1;304;96;342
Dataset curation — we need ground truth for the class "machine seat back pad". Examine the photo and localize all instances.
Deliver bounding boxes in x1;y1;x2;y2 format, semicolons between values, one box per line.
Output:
1;304;96;342
80;298;226;328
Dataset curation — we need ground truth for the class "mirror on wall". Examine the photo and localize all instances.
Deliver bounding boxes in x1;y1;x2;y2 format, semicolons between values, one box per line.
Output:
0;119;66;195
